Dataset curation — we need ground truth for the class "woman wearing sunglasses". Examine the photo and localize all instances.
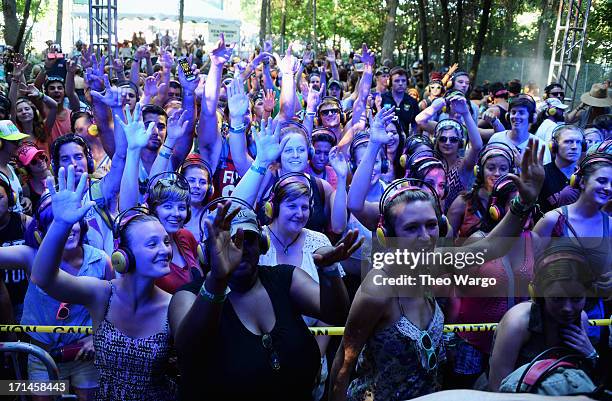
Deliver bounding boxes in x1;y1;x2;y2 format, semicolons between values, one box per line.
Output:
418;79;444;112
332;108;545;400
16;143;51;210
0;192;112;401
118;107;203;294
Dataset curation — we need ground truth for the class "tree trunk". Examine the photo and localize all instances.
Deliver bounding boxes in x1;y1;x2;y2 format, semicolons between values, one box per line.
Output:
453;0;464;64
280;0;287;52
11;0;32;52
416;0;429;84
259;0;268;46
312;0;317;52
25;0;43;58
178;0;184;50
469;0;492;84
55;0;63;46
440;0;451;66
535;0;552;61
2;0;19;47
381;0;399;62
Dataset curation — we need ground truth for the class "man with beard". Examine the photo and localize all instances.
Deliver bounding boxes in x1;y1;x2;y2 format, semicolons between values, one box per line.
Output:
537;125;585;213
534;97;570;143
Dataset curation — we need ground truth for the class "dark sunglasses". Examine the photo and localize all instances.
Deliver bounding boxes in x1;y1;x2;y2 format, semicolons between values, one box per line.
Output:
31;154;48;165
438;136;460;144
56;303;70;320
419;331;438;371
549;91;565;99
262;333;280;371
320;108;339;117
154;177;190;191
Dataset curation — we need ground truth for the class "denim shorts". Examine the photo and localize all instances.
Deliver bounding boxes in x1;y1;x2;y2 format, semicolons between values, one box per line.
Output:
28;354;99;389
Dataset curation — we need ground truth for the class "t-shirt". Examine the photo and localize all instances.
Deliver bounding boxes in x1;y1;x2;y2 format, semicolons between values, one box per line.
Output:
0;212;27;314
212;136;240;199
82;179;115;256
155;229;201;294
534;118;561;145
381;92;419;135
49;108;72;145
488;130;552;165
5;164;24;213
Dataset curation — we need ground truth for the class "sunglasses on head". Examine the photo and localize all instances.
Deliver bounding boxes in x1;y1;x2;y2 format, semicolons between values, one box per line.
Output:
56;303;70;320
262;333;280;371
320;108;339;117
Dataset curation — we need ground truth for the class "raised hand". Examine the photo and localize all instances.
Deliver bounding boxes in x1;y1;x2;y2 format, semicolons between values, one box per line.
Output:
46;166;96;226
115;103;153;151
66;59;78;75
263;89;276;113
302;49;314;65
227;77;249;123
328;146;348;179
143;75;159;98
448;94;469;115
210;33;236;66
19;83;42;99
134;45;148;61
253;117;283;166
84;54;107;91
560;324;596;357
263;40;273;54
506;138;545;205
205;201;244;281
448;63;459;75
111;58;124;73
80;46;93;69
313;229;363;267
177;61;200;94
369;107;396;144
274;44;300;76
166;108;190;142
326;49;336;64
361;43;375;68
11;54;28;79
90;75;124;109
251;50;273;67
306;86;322;111
159;48;174;70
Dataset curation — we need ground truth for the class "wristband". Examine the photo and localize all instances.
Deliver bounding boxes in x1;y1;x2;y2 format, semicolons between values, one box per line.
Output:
38;91;45;100
509;196;534;218
159;150;172;160
262;59;270;66
229;124;247;133
162;143;174;151
250;163;267;175
199;282;230;303
305;111;317;117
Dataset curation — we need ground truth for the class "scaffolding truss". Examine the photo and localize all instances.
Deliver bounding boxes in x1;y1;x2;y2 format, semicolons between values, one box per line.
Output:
88;0;118;59
547;0;592;108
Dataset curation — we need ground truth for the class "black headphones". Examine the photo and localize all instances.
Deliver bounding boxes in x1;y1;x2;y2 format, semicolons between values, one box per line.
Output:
549;124;587;155
311;127;338;147
178;155;215;203
404;151;449;200
0;171;17;208
111;206;154;274
264;172;315;221
446;71;471;96
473;142;517;182
375;178;448;246
317;96;347;126
508;93;537;123
196;197;270;266
487;175;517;222
401;135;435;167
349;132;389;174
144;171;192;224
50;134;95;176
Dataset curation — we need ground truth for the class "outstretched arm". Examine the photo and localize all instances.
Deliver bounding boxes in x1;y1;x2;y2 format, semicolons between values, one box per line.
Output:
275;45;300;122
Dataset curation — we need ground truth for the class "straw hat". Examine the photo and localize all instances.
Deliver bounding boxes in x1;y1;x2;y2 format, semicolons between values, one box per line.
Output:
580;83;612;108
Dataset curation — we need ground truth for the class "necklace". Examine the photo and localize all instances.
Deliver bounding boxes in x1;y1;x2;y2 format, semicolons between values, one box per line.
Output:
268;227;301;255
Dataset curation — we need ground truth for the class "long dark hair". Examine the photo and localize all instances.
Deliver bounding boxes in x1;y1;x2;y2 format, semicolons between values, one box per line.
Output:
15;98;47;143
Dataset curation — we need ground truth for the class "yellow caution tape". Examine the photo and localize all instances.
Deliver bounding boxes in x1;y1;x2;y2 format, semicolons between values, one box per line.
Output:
1;319;609;336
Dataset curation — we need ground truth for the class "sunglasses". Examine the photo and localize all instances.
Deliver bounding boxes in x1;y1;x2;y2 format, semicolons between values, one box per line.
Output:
31;154;48;165
438;136;460;144
549;91;565;99
320;108;339;117
262;333;280;371
429;85;442;91
56;303;70;320
419;331;438;371
154;177;190;191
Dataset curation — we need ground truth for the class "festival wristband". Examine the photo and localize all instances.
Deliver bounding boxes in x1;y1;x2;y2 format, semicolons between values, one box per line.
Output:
305;111;317;117
250;163;267;175
162;143;174;151
199;282;230;303
229;124;246;133
509;196;534;218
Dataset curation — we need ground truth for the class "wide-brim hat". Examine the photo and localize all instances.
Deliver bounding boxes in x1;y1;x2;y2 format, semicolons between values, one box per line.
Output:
580;83;612;108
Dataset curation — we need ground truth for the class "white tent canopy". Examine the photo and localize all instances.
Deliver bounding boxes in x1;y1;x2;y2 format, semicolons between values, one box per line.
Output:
115;0;240;24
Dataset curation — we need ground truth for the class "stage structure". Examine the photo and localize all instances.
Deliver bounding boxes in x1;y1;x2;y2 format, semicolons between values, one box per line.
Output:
88;0;118;58
547;0;592;108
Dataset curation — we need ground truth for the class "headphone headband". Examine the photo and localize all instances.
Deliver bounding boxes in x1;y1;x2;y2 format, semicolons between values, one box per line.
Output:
112;206;152;240
435;119;465;138
199;196;261;242
478;143;516;170
145;171;190;196
379;178;442;216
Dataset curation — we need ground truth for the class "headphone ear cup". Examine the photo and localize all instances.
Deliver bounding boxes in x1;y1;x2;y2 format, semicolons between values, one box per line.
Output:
473;165;479;178
112;247;133;274
259;232;270;254
0;139;3;151
489;205;502;222
376;225;387;247
528;282;536;300
547;107;557;117
264;201;274;220
399;154;407;168
439;215;449;238
197;243;206;266
34;229;43;245
570;173;580;188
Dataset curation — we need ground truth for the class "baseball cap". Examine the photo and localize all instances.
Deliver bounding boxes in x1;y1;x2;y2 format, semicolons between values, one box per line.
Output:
328;79;342;89
375;66;390;76
538;97;569;113
17;144;45;165
205;202;262;238
0;120;30;141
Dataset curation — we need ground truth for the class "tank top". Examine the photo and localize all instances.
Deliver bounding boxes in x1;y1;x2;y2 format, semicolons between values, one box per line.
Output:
154;229;201;294
94;282;176;401
444;159;465;213
180;266;321;401
0;212;27;308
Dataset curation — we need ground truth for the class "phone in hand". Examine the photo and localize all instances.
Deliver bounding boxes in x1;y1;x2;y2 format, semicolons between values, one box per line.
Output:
354;62;364;72
178;57;196;81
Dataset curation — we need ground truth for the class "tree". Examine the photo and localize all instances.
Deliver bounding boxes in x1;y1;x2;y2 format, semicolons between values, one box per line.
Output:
55;0;62;45
381;0;399;62
178;0;184;49
453;0;465;64
469;0;492;83
416;0;429;82
259;0;269;45
2;0;35;52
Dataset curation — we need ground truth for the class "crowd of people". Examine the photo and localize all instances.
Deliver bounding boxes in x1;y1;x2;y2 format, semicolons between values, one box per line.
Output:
0;33;610;401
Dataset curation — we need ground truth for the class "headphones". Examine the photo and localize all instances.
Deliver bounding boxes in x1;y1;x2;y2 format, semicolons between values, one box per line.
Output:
280;120;315;160
111;206;153;274
0;171;17;208
317;96;347;126
569;152;612;188
487;175;517;222
197;197;270;266
264;172;315;221
549;124;587;155
446;71;471;95
144;171;192;224
404;151;449;199
349;132;389;174
473;143;517;181
376;178;448;246
311;127;338;147
593;139;612;154
508;93;537;123
434;119;466;149
50;134;95;176
178;155;215;203
528;246;590;300
401;135;435;167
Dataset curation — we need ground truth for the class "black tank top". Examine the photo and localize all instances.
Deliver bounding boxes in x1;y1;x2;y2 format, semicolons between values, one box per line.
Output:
0;212;28;307
498;106;511;130
180;266;321;401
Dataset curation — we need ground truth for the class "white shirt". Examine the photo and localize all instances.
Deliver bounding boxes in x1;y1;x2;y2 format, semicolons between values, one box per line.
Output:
535;118;561;145
489;130;551;165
